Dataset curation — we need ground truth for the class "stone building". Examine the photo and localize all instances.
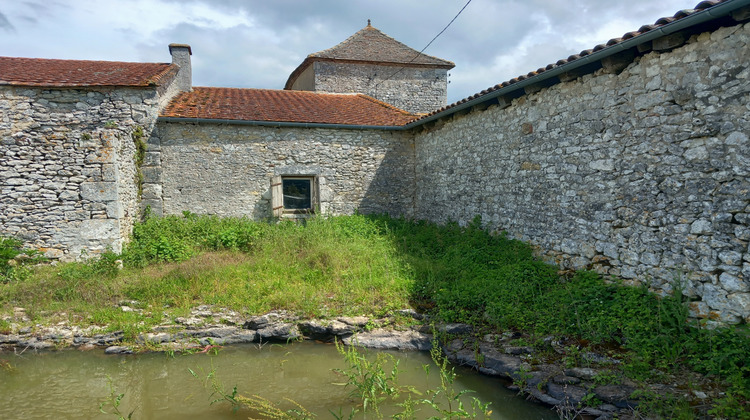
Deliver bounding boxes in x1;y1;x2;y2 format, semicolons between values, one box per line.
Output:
1;0;750;323
0;44;192;257
284;21;455;114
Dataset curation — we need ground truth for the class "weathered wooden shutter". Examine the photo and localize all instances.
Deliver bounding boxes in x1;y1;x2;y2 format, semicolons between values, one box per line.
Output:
312;176;320;214
271;175;283;217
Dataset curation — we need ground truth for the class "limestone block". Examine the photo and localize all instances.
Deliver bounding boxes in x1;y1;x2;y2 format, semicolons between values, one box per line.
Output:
84;149;115;164
690;219;712;235
141;166;161;183
725;131;748;146
63;210;89;221
102;164;116;181
141;183;162;200
588;159;614;172
106;202;123;219
596;241;619;259
80;182;117;201
58;190;79;201
702;283;730;311
141;199;163;217
718;250;743;266
719;272;748;293
143;151;161;166
653;32;687;51
79;219;119;241
42;248;65;259
688;301;710;319
728;293;750;321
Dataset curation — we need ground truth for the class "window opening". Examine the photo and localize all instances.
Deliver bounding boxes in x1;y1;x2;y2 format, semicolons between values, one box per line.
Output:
283;177;312;211
272;175;317;217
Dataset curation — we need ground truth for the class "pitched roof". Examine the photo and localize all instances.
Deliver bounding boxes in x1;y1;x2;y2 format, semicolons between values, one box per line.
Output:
285;22;454;90
160;87;417;127
0;56;178;87
409;0;734;125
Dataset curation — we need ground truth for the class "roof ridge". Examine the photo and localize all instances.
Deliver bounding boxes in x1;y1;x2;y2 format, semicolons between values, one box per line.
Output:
285;23;454;90
0;55;170;66
195;86;368;97
309;23;454;66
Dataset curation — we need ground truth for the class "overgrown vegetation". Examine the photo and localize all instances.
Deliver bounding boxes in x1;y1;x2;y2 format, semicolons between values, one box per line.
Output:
0;236;44;284
1;213;748;416
132;125;147;198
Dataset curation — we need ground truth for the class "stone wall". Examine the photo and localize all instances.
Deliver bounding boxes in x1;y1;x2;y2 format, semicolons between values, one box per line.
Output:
148;122;414;219
0;86;165;260
413;22;750;324
313;62;448;114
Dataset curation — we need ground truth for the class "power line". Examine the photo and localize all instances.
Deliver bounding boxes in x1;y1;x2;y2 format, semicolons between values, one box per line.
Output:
373;0;472;90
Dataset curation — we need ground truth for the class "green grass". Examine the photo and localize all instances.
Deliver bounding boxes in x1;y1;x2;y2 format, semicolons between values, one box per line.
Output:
1;213;748;416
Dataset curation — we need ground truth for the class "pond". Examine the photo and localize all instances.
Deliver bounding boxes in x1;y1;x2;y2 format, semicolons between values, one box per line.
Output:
0;342;556;419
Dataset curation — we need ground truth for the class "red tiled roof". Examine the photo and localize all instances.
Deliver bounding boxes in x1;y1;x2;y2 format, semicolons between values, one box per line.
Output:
0;56;178;87
410;0;731;124
160;87;417;127
285;23;454;90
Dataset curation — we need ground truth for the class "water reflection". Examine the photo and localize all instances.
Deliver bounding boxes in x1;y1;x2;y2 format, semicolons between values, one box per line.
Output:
0;342;555;419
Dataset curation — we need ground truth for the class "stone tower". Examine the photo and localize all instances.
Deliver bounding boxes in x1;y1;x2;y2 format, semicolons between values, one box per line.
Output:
284;21;455;115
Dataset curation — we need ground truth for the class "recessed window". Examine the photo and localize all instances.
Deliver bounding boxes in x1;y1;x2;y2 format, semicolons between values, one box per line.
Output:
282;177;312;211
272;175;317;217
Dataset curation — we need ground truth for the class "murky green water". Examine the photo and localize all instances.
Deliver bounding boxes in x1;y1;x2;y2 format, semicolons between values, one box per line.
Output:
0;342;555;419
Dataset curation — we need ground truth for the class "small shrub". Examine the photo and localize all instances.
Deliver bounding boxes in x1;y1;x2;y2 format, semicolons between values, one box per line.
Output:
0;318;11;334
0;236;44;283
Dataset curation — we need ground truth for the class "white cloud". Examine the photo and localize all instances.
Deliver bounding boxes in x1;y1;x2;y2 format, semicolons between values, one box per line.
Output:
0;0;698;103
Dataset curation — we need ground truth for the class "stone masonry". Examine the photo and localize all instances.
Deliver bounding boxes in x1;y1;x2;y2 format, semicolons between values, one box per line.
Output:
146;122;415;219
414;22;750;324
312;62;449;115
0;83;182;260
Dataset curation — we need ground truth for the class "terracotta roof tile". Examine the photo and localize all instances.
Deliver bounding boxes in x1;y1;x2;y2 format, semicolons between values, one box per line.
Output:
410;0;732;124
161;87;416;127
285;23;454;90
0;56;177;87
310;23;454;67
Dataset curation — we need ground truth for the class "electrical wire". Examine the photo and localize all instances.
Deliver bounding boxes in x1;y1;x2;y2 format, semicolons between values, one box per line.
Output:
373;0;472;90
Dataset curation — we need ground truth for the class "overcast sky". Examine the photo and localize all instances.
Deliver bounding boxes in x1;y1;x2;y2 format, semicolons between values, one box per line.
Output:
1;0;696;104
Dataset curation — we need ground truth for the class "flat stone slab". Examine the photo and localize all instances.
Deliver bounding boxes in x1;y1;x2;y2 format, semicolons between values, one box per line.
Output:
104;346;133;354
342;329;432;351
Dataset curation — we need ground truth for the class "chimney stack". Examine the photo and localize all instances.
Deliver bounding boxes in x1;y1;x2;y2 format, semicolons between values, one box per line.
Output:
168;43;192;92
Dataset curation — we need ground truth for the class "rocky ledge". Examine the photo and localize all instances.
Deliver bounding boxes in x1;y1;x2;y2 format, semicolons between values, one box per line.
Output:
1;305;690;419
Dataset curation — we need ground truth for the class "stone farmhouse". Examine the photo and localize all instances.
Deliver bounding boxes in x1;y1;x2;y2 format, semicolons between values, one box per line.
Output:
1;0;749;324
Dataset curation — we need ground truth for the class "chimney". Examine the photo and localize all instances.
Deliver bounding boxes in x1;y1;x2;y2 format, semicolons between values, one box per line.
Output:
168;43;192;92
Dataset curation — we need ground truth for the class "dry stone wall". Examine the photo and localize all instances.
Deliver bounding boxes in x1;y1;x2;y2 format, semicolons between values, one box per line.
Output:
414;23;750;324
0;86;164;260
149;122;414;219
313;62;448;114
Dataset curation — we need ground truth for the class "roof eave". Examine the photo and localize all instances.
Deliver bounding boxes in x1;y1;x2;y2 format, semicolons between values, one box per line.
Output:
284;55;456;90
404;0;749;130
158;116;407;130
0;82;160;88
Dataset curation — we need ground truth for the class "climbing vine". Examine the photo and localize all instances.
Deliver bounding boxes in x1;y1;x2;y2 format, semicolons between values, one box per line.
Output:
132;126;147;198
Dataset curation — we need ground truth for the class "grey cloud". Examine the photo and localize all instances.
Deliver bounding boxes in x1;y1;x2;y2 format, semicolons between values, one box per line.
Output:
138;21;306;89
67;0;693;103
0;12;16;32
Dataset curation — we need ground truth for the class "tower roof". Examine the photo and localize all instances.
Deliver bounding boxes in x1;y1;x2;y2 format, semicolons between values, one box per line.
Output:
285;22;454;90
